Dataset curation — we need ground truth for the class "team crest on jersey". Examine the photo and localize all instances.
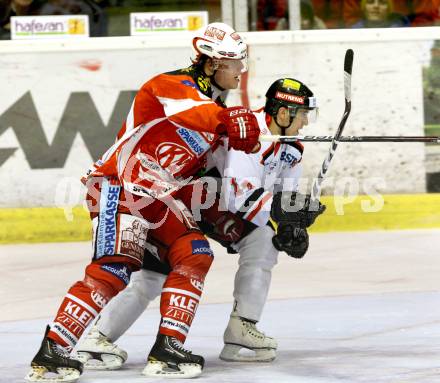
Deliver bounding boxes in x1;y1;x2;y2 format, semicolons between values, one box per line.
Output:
156;142;193;174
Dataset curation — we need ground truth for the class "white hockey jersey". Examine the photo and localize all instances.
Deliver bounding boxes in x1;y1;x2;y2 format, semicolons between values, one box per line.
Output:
210;109;304;227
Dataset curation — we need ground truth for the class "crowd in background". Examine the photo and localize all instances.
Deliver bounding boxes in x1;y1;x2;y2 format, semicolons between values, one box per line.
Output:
258;0;440;30
1;0;440;38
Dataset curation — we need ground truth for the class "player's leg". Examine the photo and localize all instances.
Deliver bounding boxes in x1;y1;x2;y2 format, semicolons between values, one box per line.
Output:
25;179;142;382
25;260;133;383
142;198;214;378
76;268;166;369
220;225;279;362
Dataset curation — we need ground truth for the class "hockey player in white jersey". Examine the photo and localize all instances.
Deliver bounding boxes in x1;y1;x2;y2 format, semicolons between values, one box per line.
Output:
76;77;325;370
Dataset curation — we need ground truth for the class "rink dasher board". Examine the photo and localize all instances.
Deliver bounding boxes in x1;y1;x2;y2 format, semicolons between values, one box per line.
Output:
0;28;439;209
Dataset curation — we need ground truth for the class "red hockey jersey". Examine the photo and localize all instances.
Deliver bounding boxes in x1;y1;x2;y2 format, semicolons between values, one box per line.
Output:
84;67;224;199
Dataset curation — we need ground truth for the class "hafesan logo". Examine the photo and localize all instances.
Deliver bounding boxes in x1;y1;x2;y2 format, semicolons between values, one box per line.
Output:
130;11;208;35
11;15;89;39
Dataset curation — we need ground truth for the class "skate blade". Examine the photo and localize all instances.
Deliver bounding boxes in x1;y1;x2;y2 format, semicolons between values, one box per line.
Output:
76;351;125;370
142;360;202;379
25;366;81;382
219;344;276;362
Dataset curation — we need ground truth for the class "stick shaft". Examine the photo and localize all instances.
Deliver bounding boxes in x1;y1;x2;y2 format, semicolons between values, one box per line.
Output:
260;135;440;143
310;49;354;203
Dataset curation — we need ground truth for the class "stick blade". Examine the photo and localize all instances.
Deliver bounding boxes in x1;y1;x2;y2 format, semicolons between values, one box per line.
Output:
344;49;354;74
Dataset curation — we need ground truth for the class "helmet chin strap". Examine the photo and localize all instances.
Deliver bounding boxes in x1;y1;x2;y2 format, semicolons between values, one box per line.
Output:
209;71;229;107
211;71;225;92
274;113;294;135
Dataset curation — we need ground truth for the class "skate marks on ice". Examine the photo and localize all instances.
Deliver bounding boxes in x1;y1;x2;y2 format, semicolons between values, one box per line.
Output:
202;292;440;383
2;290;440;383
2;229;440;382
2;229;440;323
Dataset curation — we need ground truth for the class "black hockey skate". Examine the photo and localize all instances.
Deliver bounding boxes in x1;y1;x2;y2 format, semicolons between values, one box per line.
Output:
142;334;204;378
25;326;83;382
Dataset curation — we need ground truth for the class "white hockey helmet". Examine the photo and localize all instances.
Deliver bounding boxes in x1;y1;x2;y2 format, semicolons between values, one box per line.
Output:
192;22;248;74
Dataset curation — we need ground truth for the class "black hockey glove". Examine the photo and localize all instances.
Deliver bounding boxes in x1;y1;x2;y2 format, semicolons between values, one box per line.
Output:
271;192;326;228
272;223;309;258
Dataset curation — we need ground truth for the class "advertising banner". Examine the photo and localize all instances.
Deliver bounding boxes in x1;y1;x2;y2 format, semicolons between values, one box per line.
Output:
10;15;89;40
130;11;208;35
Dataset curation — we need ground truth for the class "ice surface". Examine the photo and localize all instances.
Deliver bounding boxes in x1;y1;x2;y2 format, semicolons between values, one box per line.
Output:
2;229;440;383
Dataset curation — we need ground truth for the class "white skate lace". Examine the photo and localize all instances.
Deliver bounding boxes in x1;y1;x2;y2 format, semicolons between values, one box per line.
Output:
169;338;192;354
243;320;265;340
51;343;72;358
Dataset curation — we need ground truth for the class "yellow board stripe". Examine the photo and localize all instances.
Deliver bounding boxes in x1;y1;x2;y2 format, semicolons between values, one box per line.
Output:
0;194;439;244
313;194;440;232
0;206;92;244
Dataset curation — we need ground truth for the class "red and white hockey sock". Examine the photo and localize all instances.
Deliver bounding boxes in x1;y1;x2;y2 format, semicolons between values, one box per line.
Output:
159;234;213;343
47;263;128;348
159;283;202;342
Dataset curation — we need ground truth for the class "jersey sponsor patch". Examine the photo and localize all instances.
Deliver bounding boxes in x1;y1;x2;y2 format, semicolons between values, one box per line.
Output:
191;239;214;257
176;127;210;156
280;150;300;166
117;214;149;263
101;263;131;286
96;179;120;258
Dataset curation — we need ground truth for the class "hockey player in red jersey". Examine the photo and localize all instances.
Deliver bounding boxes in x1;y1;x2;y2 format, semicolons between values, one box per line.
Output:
75;78;325;369
25;22;260;382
